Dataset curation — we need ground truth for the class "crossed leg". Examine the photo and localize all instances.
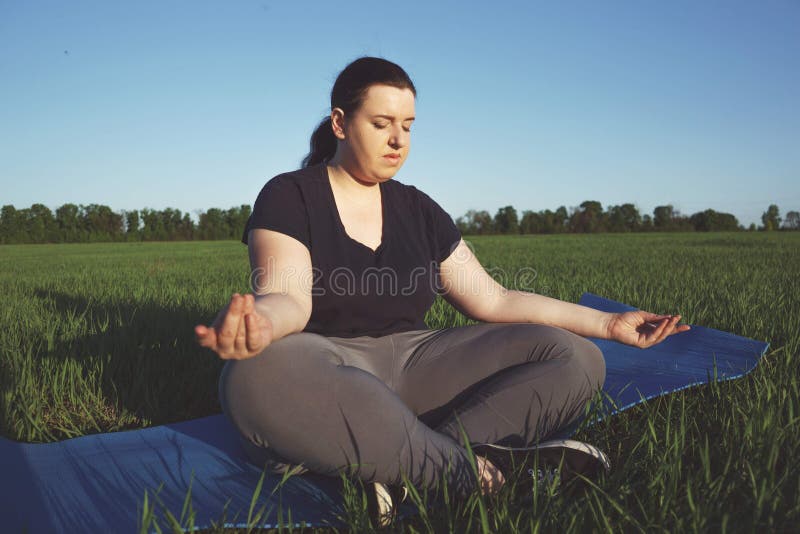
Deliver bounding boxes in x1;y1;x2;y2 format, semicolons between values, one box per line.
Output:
218;322;606;495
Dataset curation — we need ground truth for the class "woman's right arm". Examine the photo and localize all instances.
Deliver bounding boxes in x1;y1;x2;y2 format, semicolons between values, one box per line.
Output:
195;228;313;359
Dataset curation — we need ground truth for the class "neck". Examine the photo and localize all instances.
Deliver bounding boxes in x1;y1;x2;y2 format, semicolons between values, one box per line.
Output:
327;161;380;206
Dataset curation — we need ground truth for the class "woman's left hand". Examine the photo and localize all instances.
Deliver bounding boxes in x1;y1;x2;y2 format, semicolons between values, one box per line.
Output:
606;310;691;349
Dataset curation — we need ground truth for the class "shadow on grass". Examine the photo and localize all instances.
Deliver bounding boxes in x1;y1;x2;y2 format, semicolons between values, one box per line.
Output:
22;289;225;435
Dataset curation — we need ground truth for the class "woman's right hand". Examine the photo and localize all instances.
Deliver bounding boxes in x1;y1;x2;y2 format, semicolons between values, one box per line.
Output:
195;293;273;360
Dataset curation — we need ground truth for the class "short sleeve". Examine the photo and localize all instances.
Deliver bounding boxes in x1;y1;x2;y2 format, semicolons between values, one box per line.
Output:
241;175;311;250
417;189;462;263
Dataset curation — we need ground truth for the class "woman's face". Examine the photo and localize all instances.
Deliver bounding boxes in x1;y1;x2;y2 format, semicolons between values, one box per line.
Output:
333;84;416;183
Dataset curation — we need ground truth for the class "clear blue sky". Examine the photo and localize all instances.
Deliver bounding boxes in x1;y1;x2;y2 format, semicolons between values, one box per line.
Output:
1;0;798;227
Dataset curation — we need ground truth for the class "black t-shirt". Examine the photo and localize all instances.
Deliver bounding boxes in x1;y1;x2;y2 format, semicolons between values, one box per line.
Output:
242;163;462;338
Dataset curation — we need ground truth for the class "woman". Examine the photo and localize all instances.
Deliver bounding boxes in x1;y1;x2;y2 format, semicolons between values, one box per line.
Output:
195;57;689;520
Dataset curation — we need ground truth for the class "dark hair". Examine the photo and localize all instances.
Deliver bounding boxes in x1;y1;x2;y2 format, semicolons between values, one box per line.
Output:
301;57;417;168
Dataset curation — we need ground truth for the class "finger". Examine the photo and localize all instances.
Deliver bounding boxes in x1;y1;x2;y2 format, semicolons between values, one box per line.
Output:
646;317;671;346
218;295;243;351
667;319;692;336
195;324;217;348
243;293;255;314
641;311;670;323
642;312;671;330
659;315;685;344
657;316;681;343
245;313;264;353
195;324;209;344
641;315;669;332
234;312;248;354
235;298;248;336
239;296;256;351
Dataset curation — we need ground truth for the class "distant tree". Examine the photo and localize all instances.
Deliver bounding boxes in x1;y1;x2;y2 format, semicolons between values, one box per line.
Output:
474;210;494;234
783;211;799;230
690;210;712;232
569;201;605;233
689;209;739;232
163;208;193;240
641;214;653;232
198;208;229;240
17;208;33;242
672;208;695;232
454;214;470;235
653;205;674;230
622;204;639;231
140;208;165;241
0;205;22;243
689;210;709;231
761;204;781;231
535;210;551;233
749;223;757;231
225;205;252;240
162;208;180;240
124;210;141;240
456;209;494;235
607;203;641;232
493;206;519;235
535;207;568;234
519;210;537;234
553;206;568;233
81;204;123;241
56;203;82;242
716;212;740;231
28;203;57;243
180;213;195;240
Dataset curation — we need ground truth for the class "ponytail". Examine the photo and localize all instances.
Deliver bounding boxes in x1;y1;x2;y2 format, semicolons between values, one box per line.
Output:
301;117;336;168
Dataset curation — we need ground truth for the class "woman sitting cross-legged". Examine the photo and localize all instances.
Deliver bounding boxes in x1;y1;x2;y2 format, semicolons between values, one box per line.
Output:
195;56;690;525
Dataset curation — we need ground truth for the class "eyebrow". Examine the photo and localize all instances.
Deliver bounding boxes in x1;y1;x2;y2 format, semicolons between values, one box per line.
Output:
372;114;415;121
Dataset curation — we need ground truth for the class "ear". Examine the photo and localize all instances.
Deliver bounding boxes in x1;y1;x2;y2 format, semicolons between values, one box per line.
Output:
331;108;346;140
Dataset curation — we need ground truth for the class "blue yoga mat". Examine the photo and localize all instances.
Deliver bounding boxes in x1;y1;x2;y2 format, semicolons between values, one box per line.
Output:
0;293;769;533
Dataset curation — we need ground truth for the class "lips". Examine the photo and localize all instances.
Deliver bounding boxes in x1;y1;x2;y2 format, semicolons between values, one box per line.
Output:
383;154;401;163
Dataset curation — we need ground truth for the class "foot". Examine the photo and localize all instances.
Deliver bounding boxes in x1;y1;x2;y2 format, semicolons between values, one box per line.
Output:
474;439;611;494
476;455;506;494
366;482;408;527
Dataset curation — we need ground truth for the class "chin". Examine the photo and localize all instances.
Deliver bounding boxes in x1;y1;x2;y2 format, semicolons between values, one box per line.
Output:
380;163;405;179
377;170;400;182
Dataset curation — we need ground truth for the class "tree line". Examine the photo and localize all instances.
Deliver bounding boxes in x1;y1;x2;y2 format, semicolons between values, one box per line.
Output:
0;201;797;245
455;202;799;235
0;204;251;244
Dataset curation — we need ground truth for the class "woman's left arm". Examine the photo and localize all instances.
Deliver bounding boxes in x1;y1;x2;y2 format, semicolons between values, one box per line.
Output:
439;239;690;348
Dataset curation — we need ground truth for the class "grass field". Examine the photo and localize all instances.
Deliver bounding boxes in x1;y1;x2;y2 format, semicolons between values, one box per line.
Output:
1;232;798;532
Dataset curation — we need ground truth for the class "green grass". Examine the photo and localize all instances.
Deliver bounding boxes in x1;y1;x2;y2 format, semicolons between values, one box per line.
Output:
1;232;798;532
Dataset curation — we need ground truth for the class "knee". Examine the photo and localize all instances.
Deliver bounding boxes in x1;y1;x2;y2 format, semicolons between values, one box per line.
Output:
218;336;284;409
218;332;333;422
567;334;606;391
487;324;605;387
518;324;605;392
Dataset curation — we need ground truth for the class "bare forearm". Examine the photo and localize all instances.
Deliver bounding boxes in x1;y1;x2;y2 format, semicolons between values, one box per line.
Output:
253;293;310;342
488;290;615;339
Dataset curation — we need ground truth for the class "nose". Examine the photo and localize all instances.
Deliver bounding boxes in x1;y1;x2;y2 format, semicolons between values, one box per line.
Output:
388;125;409;149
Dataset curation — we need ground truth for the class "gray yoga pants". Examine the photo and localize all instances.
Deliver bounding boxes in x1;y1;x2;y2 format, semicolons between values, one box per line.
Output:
218;322;606;495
